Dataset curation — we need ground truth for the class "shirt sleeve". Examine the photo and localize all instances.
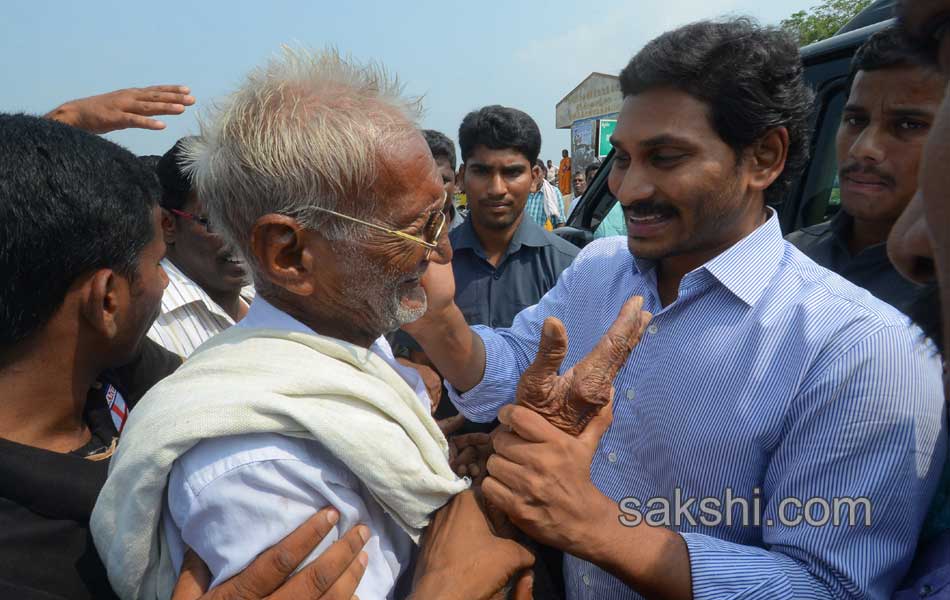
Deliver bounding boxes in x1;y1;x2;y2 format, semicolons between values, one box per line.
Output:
682;325;947;600
165;434;407;598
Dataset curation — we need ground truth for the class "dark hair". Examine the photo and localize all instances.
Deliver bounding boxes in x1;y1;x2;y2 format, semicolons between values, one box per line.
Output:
138;154;162;171
459;105;542;165
156;137;197;210
535;159;547;177
562;149;568;157
0;113;158;348
619;18;814;205
422;129;457;171
848;26;941;94
584;161;602;182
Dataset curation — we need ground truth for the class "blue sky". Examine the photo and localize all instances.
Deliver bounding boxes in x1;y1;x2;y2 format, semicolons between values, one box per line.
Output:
3;0;815;162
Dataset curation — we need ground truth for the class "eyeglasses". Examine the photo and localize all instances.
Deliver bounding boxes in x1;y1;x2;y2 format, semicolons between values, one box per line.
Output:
170;208;214;233
310;193;448;259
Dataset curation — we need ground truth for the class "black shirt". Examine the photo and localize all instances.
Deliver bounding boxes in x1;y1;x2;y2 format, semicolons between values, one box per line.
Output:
786;211;930;317
0;339;180;600
450;215;579;329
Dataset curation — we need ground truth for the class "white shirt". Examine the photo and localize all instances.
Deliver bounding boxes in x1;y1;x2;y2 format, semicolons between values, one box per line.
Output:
161;298;430;599
147;258;255;357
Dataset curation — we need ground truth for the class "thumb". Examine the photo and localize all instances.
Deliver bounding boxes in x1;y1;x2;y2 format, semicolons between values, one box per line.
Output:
578;393;614;450
523;317;569;381
170;549;211;600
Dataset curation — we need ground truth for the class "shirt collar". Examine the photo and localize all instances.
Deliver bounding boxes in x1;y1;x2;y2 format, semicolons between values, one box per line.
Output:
160;258;254;319
452;214;552;258
630;208;785;307
701;208;786;307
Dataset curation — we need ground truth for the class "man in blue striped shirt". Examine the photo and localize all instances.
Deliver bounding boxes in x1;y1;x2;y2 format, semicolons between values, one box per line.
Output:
403;19;947;600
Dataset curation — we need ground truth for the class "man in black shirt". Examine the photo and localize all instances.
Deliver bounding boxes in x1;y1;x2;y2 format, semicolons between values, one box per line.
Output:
787;27;946;316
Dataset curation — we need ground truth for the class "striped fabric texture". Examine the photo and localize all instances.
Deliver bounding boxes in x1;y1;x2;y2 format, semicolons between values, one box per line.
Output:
147;259;254;358
453;212;947;599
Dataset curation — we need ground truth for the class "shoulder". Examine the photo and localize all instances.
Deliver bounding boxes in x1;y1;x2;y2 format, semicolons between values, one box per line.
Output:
171;433;356;500
785;220;833;249
539;229;581;259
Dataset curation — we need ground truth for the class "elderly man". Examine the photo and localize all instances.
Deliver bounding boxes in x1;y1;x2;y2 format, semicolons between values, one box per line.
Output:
404;19;946;599
90;49;538;600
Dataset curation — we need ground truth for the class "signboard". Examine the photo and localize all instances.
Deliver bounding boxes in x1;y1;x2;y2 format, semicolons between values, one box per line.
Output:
556;73;623;128
598;119;617;158
572;119;596;176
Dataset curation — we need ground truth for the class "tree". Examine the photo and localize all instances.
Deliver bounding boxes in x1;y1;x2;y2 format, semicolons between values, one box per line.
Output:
781;0;873;46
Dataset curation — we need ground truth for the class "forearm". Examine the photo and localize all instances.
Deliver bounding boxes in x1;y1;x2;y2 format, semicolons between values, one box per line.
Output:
578;494;693;600
409;304;486;393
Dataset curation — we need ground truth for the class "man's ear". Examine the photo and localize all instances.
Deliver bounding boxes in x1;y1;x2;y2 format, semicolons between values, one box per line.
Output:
161;208;177;245
747;127;789;194
81;269;122;340
250;214;317;297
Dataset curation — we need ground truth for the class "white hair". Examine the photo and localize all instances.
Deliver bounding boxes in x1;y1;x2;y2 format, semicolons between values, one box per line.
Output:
183;46;423;278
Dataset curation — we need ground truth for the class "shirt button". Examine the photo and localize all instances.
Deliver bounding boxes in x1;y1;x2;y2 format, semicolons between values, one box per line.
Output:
493;272;501;280
583;574;591;586
625;388;635;401
608;452;618;463
921;584;934;597
647;324;659;335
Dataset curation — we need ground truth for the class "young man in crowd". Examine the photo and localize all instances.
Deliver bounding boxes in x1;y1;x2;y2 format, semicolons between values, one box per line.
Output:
788;27;945;317
149;138;255;357
403;19;946;599
525;159;565;229
451;106;579;331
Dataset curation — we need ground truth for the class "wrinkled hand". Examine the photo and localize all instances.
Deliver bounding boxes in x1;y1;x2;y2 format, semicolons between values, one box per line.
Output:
45;85;196;134
449;432;493;485
516;295;651;435
411;489;534;600
484;396;616;558
397;357;442;414
170;507;369;600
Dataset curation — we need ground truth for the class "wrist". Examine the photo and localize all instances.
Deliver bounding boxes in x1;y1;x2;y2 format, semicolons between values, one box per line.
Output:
568;490;623;564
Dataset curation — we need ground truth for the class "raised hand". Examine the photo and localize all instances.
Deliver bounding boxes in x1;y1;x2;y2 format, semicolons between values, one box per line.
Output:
515;295;651;435
45;85;196;134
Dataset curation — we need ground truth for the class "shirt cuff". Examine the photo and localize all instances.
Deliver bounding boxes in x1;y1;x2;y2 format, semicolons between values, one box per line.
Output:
445;326;518;423
681;532;799;600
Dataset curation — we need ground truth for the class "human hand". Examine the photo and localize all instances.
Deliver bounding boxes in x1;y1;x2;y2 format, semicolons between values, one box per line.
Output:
484;396;616;559
45;85;195;134
515;295;650;435
411;489;534;600
396;357;442;414
403;260;456;337
170;507;369;600
448;432;493;485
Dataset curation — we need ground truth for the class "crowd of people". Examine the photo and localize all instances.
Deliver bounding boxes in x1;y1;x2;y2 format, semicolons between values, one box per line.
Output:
1;2;950;599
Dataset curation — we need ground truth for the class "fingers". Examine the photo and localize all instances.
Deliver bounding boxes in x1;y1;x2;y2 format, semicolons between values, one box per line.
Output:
511;570;535;600
141;84;192;95
577;394;615;450
580;296;650;383
522;317;569;382
481;476;517;517
132;100;189;117
121;114;167;131
216;507;342;598
490;429;536;465
170;549;211;600
485;453;523;490
137;86;196;106
437;414;466;437
269;525;370;600
497;404;558;444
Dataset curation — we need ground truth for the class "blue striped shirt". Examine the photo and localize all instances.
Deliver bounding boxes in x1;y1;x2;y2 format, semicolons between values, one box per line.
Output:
451;211;947;599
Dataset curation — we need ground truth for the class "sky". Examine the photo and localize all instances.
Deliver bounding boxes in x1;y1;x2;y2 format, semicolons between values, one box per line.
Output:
2;0;816;163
